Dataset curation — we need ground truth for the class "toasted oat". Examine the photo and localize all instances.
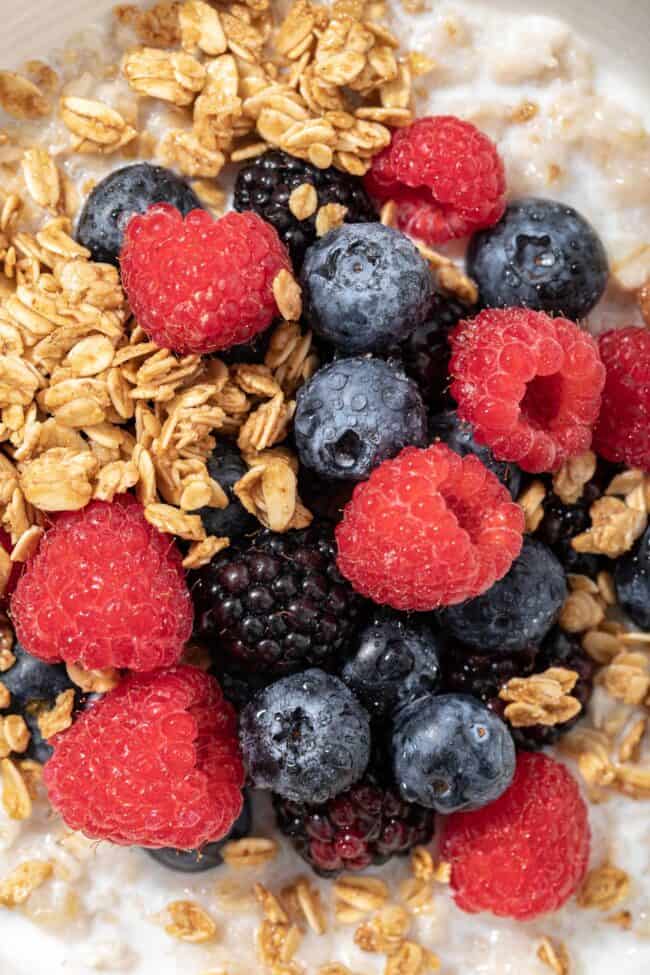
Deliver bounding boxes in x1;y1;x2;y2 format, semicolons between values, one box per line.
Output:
1;715;30;754
355;904;411;954
182;535;229;569
559;589;605;634
385;941;426;975
318;966;356;975
37;688;75;739
553;451;597;505
315;202;348;236
222;837;279;867
179;0;228;55
537;937;570;975
578;863;630;911
398;876;434;914
10;525;44;562
289;183;319;220
255;883;290;924
22;149;61;212
273;269;303;322
0;71;50;119
572;496;646;558
144;503;206;541
158;129;226;179
258;917;303;969
17;760;42;799
237;393;296;453
124;47;206;105
0;758;32;820
0;648;15;673
334;875;389;912
639;279;650;327
66;663;121;694
410;847;434;882
517;480;546;532
582;629;622;665
0;683;9;709
0;860;53;908
60;97;137;153
163;900;218;943
606;910;633;929
597;651;650;705
618;716;647;763
20;448;98;512
499;667;582;727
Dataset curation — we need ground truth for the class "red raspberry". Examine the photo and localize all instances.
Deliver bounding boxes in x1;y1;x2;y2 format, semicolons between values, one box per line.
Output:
593;327;650;470
364;116;506;245
0;529;21;606
335;444;524;611
44;666;244;848
450;308;606;473
440;752;590;920
120;204;291;354
11;497;192;671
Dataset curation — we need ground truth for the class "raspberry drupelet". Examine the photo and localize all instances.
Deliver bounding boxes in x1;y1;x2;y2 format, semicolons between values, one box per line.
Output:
11;497;193;672
449;308;606;473
364;116;506;245
335;443;524;611
440;752;590;920
44;666;245;849
119;204;291;354
593;326;650;471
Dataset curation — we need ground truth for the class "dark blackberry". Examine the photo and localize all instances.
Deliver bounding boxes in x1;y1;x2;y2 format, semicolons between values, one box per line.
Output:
234;150;377;266
273;760;433;877
616;527;650;630
441;628;594;751
190;522;363;675
392;291;473;412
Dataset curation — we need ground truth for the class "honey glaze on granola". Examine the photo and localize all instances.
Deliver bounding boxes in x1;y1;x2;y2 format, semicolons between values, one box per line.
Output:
1;1;650;974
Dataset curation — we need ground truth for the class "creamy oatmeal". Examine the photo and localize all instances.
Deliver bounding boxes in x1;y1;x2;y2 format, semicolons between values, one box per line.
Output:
0;2;650;974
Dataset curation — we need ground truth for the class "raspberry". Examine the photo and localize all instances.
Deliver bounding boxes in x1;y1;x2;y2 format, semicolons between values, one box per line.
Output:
120;204;290;354
11;497;192;672
335;444;524;611
274;765;434;877
44;666;244;849
440;752;590;920
593;327;650;470
450;308;606;473
365;116;506;245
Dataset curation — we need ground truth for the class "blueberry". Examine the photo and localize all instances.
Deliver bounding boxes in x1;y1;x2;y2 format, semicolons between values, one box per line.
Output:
467;198;609;321
429;410;522;499
239;669;371;804
76;163;202;266
294;357;427;481
192;443;257;539
439;538;567;654
300;224;433;354
341;611;441;718
615;527;650;630
1;644;80;763
391;694;516;813
145;793;252;872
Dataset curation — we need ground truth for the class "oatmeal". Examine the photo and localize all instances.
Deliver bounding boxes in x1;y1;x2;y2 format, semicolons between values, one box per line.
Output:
1;2;650;975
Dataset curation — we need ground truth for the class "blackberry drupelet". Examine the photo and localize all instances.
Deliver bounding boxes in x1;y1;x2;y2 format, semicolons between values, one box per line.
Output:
441;627;595;751
191;522;363;676
273;762;434;877
392;291;472;412
616;527;650;630
233;150;377;266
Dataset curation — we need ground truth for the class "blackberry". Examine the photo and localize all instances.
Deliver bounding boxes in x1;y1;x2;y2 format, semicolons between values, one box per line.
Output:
274;762;433;877
233;150;377;266
76;163;202;266
294;357;427;481
240;669;371;804
467;197;609;321
441;628;595;751
392;291;472;412
429;410;522;499
145;793;251;873
616;527;650;630
301;223;433;354
191;522;363;676
391;694;516;813
193;443;256;540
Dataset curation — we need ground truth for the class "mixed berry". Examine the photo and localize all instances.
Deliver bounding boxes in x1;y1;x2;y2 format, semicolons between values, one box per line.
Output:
5;97;647;932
